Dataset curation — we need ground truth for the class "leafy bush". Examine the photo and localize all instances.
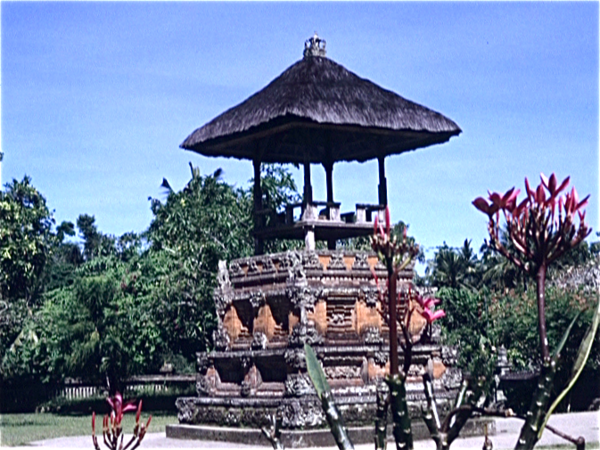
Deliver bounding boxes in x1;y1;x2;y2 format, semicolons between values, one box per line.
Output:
439;285;600;412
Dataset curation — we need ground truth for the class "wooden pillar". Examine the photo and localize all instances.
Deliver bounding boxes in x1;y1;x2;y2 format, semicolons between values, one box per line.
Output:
303;154;313;204
253;156;264;255
325;162;334;203
324;161;336;250
378;155;388;206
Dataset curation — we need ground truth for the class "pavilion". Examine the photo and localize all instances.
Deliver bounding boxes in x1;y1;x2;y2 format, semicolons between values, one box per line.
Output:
181;34;461;253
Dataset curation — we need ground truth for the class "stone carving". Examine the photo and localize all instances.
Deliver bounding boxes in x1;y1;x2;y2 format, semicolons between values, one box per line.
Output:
240;380;252;397
177;250;463;432
196;353;210;374
363;326;384;344
251;331;268;350
224;410;241;426
289;321;324;347
441;367;463;390
277;399;324;428
217;260;231;288
373;350;389;366
284;348;307;371
247;259;260;276
284;373;315;397
304;251;322;271
328;252;347;270
241;355;252;372
212;327;230;351
277;252;295;270
249;290;266;311
261;257;276;275
442;345;458;367
196;377;210;396
331;311;345;325
229;261;244;277
283;251;305;283
352;252;370;270
214;292;233;318
360;287;380;308
324;365;361;379
175;398;196;423
287;285;320;312
429;324;442;344
214;263;233;317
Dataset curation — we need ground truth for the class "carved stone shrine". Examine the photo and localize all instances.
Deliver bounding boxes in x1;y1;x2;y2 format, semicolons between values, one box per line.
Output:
175;249;462;431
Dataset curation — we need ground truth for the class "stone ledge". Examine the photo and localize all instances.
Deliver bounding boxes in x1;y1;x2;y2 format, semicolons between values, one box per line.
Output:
167;419;495;448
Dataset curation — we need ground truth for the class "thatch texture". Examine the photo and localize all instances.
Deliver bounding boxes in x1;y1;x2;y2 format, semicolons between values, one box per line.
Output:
181;56;461;164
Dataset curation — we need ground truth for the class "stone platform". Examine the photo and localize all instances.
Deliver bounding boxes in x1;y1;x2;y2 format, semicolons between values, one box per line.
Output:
175;250;461;433
166;419;495;448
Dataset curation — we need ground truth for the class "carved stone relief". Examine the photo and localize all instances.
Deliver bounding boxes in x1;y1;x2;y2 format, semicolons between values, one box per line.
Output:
363;326;384;344
284;373;315;397
229;261;244;278
247;259;260;276
175;398;196;423
284;348;306;371
441;345;458;366
360;287;380;308
352;252;370;270
251;331;268;350
196;377;211;396
212;327;230;351
196;353;210;374
304;251;322;271
217;260;232;289
277;399;325;428
261;257;276;275
373;350;389;366
284;252;306;283
288;321;323;347
249;290;266;311
323;365;361;379
287;286;320;312
327;252;347;270
441;367;463;390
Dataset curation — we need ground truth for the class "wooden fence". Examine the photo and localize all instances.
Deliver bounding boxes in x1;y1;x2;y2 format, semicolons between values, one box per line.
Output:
56;374;196;400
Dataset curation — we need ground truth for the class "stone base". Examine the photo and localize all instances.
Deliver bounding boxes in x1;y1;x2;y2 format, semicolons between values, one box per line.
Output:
166;419;496;448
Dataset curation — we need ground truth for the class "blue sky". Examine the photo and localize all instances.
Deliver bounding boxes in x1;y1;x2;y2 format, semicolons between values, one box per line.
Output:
2;2;598;267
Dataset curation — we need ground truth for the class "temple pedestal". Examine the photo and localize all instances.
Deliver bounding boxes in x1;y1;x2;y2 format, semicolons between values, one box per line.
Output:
175;250;462;434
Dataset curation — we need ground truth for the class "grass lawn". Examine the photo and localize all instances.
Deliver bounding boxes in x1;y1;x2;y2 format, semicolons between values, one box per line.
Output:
0;412;178;447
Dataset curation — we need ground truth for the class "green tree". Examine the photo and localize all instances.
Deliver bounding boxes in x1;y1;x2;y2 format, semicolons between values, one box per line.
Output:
426;240;480;289
146;165;254;360
0;176;55;307
76;214;116;261
0;177;56;358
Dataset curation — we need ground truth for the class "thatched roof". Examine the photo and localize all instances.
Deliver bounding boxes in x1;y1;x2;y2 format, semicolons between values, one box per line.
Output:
181;53;461;164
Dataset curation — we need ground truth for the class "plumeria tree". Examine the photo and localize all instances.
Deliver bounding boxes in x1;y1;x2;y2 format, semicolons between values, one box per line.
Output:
92;392;152;450
299;208;498;450
370;208;441;449
270;178;598;450
474;173;599;450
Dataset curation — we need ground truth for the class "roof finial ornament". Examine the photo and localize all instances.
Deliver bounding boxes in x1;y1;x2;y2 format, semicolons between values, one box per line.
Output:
303;32;326;58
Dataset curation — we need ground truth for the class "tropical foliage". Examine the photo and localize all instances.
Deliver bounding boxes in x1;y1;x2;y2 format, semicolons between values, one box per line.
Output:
0;164;303;402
